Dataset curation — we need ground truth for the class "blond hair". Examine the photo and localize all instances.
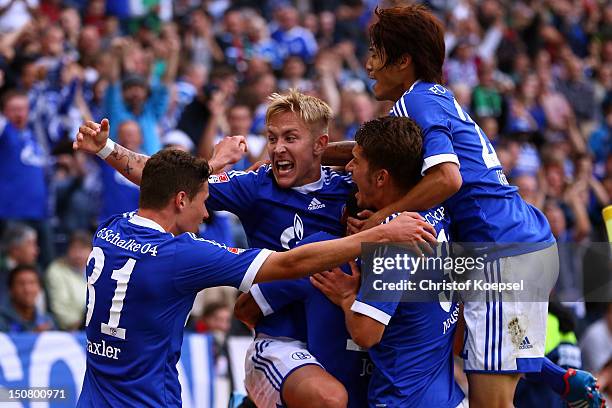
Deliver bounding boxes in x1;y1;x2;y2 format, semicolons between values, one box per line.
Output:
266;89;333;135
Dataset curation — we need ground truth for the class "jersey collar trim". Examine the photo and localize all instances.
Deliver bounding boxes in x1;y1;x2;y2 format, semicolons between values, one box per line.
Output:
129;214;168;234
407;79;421;94
291;167;323;194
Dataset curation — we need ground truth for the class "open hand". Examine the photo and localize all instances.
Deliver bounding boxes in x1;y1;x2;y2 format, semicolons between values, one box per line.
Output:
310;261;360;307
73;118;110;154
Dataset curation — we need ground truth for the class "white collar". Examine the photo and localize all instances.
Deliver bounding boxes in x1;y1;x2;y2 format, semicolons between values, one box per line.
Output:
291;167;324;194
129;214;168;234
407;79;421;93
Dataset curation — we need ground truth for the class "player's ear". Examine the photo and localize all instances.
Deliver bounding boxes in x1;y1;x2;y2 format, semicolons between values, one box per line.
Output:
174;191;187;210
313;133;329;156
375;169;389;187
398;54;412;71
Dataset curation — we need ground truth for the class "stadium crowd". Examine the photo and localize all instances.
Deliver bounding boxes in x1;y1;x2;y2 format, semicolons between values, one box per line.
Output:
0;0;610;402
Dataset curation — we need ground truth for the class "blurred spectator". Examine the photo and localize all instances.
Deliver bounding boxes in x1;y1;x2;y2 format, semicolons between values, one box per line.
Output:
99;120;141;221
194;301;232;334
558;56;596;125
102;33;179;155
225;104;266;170
445;40;478;88
0;90;53;267
246;12;283;70
278;56;313;93
215;9;249;72
271;4;318;64
184;9;223;72
514;173;544;209
45;230;89;330
589;95;612;176
471;60;502;121
579;303;612;373
0;264;55;332
52;143;98;238
0;223;38;304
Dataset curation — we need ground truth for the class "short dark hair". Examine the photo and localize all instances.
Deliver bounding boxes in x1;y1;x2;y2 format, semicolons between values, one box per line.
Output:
355;116;423;191
202;301;229;318
139;149;211;210
8;264;39;288
370;5;445;84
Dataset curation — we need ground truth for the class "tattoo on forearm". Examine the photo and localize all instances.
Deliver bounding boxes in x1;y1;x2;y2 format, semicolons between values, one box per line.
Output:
109;145;145;176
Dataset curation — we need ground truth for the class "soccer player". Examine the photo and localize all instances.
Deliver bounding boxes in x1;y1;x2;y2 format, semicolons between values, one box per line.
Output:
74;91;438;407
237;116;465;407
348;5;600;408
76;148;433;407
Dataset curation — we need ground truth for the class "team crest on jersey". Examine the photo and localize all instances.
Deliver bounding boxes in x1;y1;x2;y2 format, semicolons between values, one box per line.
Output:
209;173;229;183
280;214;304;249
291;351;312;360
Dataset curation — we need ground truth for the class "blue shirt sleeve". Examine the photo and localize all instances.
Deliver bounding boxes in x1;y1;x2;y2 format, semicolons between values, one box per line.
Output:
252;230;340;315
398;92;459;175
172;233;273;294
252;278;311;315
205;168;263;217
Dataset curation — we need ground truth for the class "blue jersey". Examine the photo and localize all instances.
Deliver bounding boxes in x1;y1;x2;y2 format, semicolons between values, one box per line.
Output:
352;207;465;408
392;81;553;246
77;212;272;407
0;119;48;220
253;232;371;408
207;166;352;340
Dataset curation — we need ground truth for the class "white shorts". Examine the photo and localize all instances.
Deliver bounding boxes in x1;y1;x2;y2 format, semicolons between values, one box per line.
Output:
244;336;322;408
462;244;559;373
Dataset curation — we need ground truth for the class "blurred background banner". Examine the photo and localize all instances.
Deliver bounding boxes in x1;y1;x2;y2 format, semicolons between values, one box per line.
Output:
0;332;215;408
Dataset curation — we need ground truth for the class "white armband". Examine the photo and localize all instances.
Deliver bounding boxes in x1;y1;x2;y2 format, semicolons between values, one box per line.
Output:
96;139;116;159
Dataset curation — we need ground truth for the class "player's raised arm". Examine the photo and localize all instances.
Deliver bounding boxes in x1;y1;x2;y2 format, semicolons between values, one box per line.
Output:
74;119;150;185
74;119;247;185
256;212;436;283
322;141;355;166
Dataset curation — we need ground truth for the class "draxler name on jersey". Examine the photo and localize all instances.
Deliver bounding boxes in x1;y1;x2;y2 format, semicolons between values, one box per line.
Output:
87;339;121;360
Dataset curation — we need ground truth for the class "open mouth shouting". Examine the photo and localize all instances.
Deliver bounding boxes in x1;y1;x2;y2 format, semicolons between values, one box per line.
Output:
275;160;295;175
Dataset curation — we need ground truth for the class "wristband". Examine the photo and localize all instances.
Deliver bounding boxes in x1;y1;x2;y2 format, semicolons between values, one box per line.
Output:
96;139;116;159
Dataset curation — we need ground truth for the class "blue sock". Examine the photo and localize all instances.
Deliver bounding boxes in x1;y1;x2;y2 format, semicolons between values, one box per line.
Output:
524;357;567;395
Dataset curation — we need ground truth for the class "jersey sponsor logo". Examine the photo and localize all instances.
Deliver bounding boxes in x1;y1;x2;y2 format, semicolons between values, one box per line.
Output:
87;339;121;360
291;351;312;360
307;197;325;210
208;173;230;183
280;214;304;249
96;228;159;256
519;336;533;350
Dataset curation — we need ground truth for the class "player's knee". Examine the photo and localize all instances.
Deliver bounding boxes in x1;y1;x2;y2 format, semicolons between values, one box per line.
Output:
284;375;347;408
311;382;348;408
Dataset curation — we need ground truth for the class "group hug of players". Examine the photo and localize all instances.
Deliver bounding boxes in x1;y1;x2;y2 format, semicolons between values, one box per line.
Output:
71;5;605;408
